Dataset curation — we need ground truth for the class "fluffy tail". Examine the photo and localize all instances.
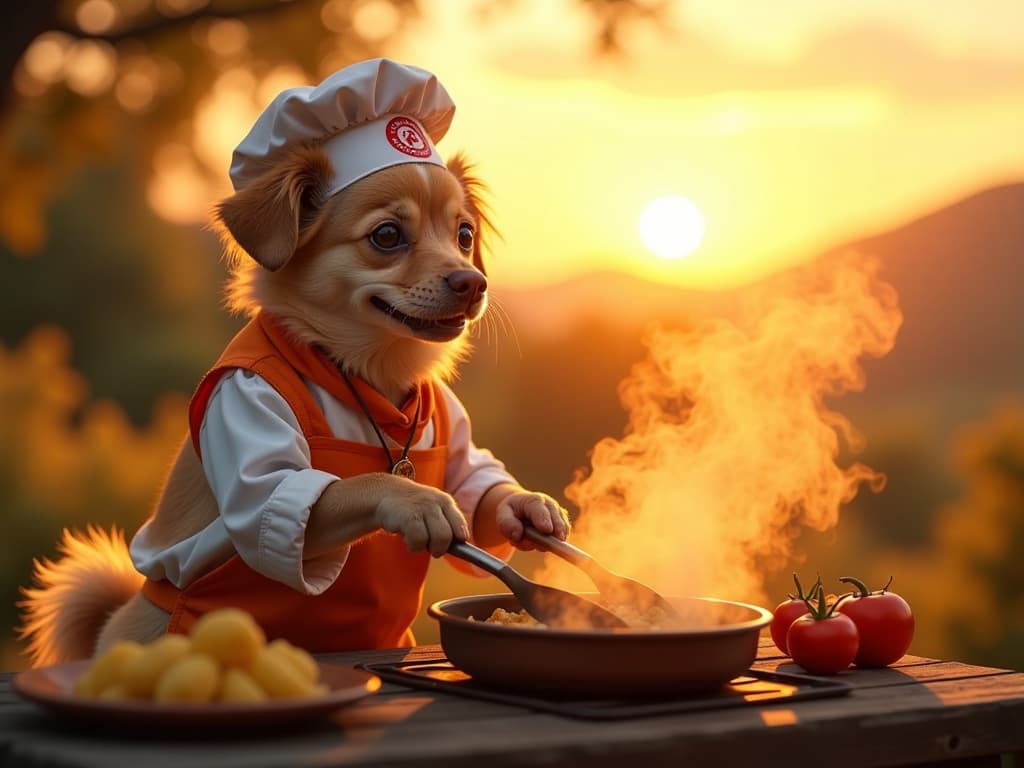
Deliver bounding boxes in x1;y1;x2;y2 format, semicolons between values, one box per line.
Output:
18;526;144;667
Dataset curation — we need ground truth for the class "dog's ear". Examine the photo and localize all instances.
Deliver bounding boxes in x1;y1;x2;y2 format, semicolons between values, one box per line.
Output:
446;153;496;275
214;146;333;271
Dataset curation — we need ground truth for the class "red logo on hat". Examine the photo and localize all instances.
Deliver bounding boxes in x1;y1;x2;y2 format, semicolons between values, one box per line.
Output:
386;117;432;158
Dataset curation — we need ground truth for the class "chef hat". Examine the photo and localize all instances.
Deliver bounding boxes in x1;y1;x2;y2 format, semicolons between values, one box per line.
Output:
229;58;455;197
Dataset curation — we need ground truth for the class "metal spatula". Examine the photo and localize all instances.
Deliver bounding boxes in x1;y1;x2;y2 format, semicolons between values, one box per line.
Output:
522;525;681;620
447;540;627;629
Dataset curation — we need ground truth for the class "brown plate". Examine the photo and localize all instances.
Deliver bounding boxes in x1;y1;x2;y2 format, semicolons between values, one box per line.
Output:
429;593;773;696
13;660;381;730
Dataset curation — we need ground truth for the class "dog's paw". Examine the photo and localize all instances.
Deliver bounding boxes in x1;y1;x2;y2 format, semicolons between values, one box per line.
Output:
374;482;469;557
495;491;570;549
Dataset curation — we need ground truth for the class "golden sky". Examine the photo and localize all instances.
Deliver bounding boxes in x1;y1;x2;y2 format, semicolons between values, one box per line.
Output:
395;0;1024;289
148;0;1024;290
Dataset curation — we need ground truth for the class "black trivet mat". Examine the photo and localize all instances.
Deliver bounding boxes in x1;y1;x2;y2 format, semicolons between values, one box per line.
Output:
360;656;851;720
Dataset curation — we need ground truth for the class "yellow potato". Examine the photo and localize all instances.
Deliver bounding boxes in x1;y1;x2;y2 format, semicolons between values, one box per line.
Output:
97;684;130;701
267;638;318;684
250;645;318;698
219;668;269;703
73;641;144;698
69;609;324;704
120;634;192;698
189;608;266;668
154;653;221;703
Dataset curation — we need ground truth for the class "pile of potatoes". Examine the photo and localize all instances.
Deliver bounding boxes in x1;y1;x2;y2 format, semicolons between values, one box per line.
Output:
73;608;327;703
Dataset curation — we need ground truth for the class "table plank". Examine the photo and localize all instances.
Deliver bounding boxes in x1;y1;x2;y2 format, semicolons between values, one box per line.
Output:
2;649;1021;768
754;659;1017;690
10;672;1012;768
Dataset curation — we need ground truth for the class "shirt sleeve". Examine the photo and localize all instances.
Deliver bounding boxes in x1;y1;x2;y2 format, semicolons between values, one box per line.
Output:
439;383;518;562
197;369;347;595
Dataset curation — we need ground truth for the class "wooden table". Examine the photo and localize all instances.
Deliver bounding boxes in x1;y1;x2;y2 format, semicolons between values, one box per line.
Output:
1;639;1022;767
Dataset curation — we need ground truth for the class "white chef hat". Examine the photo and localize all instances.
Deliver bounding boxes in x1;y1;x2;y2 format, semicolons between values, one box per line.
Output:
229;58;455;197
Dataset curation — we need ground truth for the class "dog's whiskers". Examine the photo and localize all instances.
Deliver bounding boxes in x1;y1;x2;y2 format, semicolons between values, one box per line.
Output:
483;294;521;361
472;310;492;345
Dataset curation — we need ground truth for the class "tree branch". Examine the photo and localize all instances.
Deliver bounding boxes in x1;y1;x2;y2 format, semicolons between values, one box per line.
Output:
1;1;61;115
49;0;310;46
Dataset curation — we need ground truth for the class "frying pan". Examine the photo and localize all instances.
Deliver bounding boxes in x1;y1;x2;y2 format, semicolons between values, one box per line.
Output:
428;593;772;696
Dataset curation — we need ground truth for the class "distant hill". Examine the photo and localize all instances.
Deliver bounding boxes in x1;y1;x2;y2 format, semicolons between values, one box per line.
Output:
831;182;1024;397
494;180;1024;400
498;181;1024;356
492;268;737;336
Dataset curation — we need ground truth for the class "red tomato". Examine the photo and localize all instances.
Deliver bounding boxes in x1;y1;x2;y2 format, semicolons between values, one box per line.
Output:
786;613;859;675
769;573;819;654
770;599;809;655
837;576;915;668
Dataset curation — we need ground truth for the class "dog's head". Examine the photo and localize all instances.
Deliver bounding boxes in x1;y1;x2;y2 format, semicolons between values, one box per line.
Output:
214;147;494;400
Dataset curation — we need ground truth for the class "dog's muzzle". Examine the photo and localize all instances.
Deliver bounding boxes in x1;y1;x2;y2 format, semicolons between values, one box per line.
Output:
371;270;487;342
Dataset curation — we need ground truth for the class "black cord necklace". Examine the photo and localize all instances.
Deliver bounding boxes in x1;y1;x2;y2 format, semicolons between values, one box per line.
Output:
341;373;421;480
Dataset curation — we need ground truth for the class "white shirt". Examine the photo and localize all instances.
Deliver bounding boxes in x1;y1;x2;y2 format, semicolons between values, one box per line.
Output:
130;370;516;595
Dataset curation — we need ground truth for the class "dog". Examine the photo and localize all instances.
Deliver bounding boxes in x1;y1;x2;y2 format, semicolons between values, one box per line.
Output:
19;60;569;666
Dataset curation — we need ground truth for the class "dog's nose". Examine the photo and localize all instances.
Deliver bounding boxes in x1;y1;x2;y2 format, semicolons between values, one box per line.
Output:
446;270;487;305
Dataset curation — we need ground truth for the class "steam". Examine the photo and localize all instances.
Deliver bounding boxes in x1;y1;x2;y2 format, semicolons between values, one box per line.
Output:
553;253;902;605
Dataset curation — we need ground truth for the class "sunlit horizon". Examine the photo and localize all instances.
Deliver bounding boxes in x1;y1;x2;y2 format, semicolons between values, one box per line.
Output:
131;0;1024;291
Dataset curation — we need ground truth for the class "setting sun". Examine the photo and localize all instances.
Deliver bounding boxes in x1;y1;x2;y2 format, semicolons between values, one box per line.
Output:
638;195;706;260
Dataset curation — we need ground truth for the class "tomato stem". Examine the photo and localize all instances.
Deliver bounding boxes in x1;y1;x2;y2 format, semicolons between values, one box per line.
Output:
802;584;855;620
838;575;871;597
789;572;821;602
839;575;896;597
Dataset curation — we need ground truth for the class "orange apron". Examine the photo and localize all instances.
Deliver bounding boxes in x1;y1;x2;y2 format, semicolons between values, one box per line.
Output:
143;313;452;651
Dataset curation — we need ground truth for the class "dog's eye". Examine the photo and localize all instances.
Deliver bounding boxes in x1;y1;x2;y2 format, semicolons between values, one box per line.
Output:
369;223;405;251
457;223;474;253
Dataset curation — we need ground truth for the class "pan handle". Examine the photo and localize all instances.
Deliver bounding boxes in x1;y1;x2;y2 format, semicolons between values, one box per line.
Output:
447;540;511;576
447;540;534;595
522;525;593;569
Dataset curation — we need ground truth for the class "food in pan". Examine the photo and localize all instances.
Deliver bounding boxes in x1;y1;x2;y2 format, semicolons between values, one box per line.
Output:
72;608;326;702
479;607;547;627
476;603;679;630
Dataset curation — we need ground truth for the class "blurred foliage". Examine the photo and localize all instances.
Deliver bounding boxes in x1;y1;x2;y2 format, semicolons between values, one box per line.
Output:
0;154;240;421
0;326;186;667
1;0;668;254
914;404;1024;669
1;0;418;253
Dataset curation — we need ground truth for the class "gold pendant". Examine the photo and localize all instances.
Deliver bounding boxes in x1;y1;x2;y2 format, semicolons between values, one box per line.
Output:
391;457;416;480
